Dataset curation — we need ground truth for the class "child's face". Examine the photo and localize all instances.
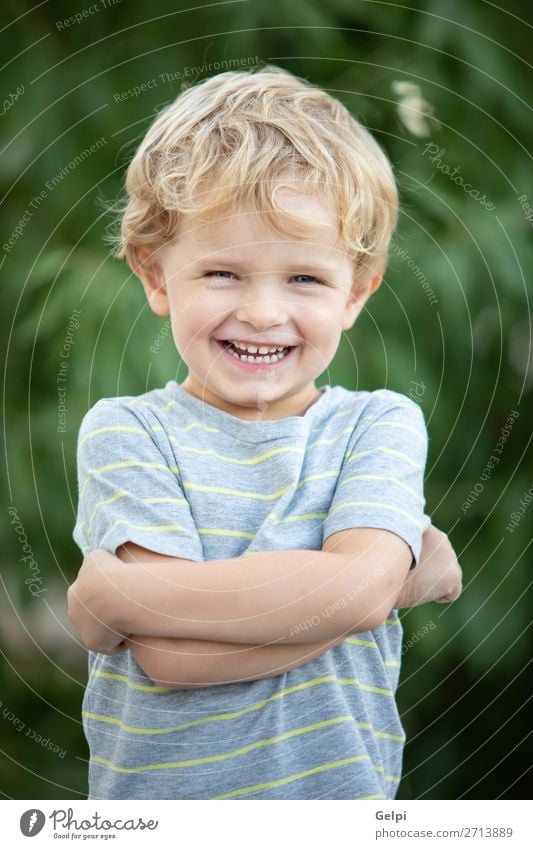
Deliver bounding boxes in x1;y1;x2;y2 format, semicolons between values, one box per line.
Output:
135;186;381;420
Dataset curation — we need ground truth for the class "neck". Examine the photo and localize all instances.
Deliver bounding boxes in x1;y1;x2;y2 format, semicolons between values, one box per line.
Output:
180;379;323;421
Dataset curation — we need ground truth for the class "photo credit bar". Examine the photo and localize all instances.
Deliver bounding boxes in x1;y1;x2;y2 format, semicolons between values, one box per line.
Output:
1;800;528;847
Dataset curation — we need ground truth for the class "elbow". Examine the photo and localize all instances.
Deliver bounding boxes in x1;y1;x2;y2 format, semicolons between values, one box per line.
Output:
342;578;400;634
344;605;386;634
368;601;395;631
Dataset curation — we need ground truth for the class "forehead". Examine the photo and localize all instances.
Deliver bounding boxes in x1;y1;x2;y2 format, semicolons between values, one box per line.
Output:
177;187;344;257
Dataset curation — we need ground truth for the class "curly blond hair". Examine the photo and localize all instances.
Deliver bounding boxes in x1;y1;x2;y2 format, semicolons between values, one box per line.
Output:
110;64;398;285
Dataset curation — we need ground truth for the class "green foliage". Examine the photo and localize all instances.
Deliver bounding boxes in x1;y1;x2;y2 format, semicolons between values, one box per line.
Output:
1;0;530;800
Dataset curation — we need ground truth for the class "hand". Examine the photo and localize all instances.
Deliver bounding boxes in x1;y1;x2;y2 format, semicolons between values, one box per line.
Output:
67;549;129;654
395;525;462;609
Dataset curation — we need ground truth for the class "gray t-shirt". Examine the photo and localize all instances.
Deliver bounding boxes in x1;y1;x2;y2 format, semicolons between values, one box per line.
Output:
73;380;430;800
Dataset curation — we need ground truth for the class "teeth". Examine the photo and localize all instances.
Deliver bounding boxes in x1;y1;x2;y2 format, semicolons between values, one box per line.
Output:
227;346;290;364
233;342;285;354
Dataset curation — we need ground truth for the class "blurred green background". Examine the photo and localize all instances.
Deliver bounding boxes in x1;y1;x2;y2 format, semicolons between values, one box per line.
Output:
1;0;531;800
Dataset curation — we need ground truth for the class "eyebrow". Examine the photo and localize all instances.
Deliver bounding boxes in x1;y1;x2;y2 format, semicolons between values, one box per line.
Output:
196;255;340;275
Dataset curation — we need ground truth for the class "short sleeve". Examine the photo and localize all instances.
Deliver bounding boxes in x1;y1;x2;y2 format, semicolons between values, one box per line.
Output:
322;391;431;566
72;398;204;561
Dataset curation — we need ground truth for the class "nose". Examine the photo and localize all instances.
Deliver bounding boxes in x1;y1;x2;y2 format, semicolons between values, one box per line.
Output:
234;281;290;330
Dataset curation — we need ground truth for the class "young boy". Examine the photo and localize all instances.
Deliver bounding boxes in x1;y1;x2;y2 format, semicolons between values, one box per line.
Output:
68;64;461;801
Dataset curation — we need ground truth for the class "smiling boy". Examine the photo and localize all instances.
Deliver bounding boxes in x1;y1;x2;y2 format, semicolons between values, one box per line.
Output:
69;64;461;801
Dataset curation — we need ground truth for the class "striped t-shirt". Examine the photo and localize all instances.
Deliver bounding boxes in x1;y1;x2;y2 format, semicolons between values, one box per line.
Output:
73;380;430;800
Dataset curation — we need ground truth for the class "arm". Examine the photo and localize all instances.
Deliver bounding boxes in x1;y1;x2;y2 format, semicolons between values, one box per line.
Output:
127;526;461;686
125;633;347;688
117;542;346;686
68;526;461;683
124;526;461;686
69;527;412;648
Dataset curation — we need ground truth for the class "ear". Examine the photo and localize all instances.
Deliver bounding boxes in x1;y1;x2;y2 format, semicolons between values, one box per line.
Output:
131;245;170;317
341;271;383;331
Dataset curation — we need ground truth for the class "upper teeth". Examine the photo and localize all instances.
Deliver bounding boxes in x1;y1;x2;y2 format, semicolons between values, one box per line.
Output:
232;342;286;354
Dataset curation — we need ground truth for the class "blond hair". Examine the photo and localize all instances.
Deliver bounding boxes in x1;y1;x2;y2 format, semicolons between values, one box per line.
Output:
110;64;398;284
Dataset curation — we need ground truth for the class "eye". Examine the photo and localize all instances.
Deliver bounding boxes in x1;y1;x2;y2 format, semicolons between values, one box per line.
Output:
204;270;236;280
203;270;237;288
293;274;322;285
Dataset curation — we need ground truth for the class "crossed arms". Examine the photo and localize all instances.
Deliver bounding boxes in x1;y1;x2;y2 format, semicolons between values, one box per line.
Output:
68;525;462;689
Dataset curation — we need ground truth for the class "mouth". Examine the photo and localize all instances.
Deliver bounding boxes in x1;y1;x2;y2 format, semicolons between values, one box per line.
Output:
215;340;296;368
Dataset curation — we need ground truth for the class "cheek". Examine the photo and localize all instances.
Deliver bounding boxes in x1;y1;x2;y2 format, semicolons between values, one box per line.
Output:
168;298;223;349
301;302;344;339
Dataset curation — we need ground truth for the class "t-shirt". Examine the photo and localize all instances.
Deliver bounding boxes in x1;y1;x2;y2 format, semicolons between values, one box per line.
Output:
73;380;430;800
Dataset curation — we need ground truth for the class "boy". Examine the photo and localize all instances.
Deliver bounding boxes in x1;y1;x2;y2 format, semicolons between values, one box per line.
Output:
68;65;461;801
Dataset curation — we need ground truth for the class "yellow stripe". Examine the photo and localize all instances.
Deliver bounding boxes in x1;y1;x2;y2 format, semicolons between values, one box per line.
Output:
183;470;339;501
99;519;192;546
344;449;372;461
328;500;424;529
187;422;220;433
170;420;220;433
373;764;402;780
269;512;327;524
83;710;403;746
310;404;358;430
374;446;422;469
295;470;341;487
183;480;294;500
82;464;339;510
299;403;355;430
179;445;304;465
92;670;169;692
78;489;129;536
330;406;356;418
173;421;220;433
81;460;178;497
83;707;375;738
346;446;421;470
346;638;379;648
81;493;189;540
128;398;218;429
88;460;178;475
80;425;149;446
142;497;188;505
211;756;372;799
197;528;255;539
339;473;421;500
337;676;393;696
345;638;402;671
385;617;401;626
369;420;425;442
89;717;355;771
89;671;394;728
308;426;354;448
375;730;405;742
